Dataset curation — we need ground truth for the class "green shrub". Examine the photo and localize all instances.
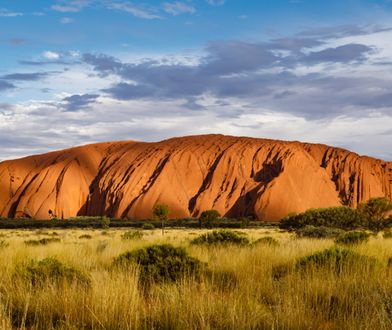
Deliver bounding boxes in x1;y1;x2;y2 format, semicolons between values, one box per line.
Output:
15;257;90;286
296;247;377;273
191;230;249;246
79;234;92;239
295;226;345;239
253;236;279;247
142;223;155;230
114;244;203;284
358;197;392;232
335;231;370;245
280;206;364;230
101;216;111;229
383;230;392;239
199;210;221;228
24;238;61;246
121;230;144;240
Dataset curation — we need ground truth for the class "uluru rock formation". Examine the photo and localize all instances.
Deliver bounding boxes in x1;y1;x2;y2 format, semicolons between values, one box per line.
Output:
0;135;391;221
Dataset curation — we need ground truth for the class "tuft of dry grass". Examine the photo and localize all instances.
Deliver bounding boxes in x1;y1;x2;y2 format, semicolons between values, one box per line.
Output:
0;228;391;329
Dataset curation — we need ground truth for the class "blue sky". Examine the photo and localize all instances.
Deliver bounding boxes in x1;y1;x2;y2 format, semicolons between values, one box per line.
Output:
1;0;392;160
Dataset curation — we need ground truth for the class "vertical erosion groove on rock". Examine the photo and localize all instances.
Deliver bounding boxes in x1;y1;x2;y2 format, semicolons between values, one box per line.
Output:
0;135;391;220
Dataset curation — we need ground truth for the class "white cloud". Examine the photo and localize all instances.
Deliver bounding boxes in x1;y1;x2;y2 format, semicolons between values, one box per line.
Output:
108;3;161;19
51;1;90;13
163;2;196;16
2;26;392;161
0;8;23;17
1;95;391;161
42;51;60;60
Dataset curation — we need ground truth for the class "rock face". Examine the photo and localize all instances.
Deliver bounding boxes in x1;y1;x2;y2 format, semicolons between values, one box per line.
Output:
0;135;391;221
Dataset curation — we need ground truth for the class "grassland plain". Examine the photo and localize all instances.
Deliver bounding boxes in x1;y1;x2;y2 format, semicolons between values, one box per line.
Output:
0;228;392;329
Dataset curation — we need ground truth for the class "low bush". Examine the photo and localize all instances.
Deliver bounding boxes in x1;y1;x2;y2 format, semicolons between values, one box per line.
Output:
24;238;61;246
296;247;377;273
79;234;92;239
357;197;392;232
383;230;392;239
122;230;144;240
280;206;364;230
335;231;370;245
15;257;90;286
295;226;345;239
142;223;155;230
253;236;279;246
199;210;221;228
101;216;111;229
114;244;203;284
191;230;250;246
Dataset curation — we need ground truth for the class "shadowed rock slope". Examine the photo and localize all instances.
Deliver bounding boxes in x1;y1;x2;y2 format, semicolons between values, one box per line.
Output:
0;135;391;221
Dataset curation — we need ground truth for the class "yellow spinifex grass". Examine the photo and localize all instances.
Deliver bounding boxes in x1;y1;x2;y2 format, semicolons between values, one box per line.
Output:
0;228;391;329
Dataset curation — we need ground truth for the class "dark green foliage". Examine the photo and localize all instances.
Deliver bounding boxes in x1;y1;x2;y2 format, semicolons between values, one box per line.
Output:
152;204;170;220
24;238;61;246
199;210;221;228
79;234;92;239
101;216;111;229
295;225;345;239
280;199;392;232
15;257;90;285
121;230;144;240
114;244;203;284
358;197;392;232
383;230;392;239
153;203;170;235
280;206;363;230
191;230;250;246
296;247;377;272
239;217;251;228
142;223;155;230
335;231;370;245
253;236;279;246
0;217;274;229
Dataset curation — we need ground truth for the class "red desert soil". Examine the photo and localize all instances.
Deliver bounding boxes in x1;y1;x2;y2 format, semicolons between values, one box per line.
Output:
0;134;391;220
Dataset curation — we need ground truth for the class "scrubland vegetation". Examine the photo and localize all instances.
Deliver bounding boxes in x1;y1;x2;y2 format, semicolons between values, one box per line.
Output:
0;226;391;329
0;198;391;329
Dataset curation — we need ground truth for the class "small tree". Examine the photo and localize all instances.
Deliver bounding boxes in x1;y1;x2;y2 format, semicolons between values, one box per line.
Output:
153;203;169;235
199;210;221;228
358;197;392;232
101;216;110;229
